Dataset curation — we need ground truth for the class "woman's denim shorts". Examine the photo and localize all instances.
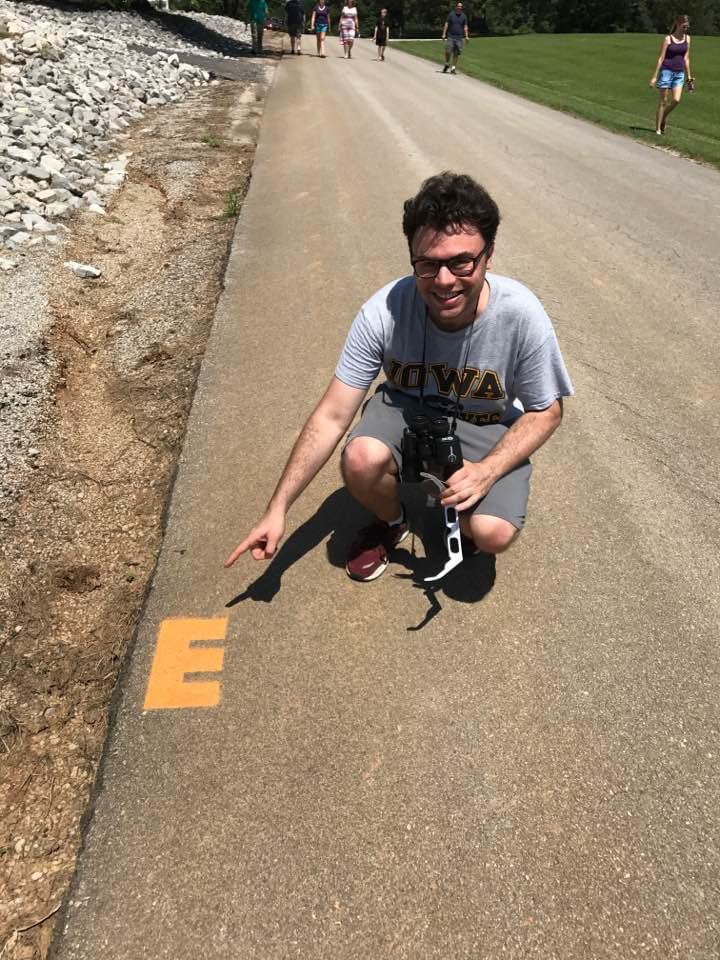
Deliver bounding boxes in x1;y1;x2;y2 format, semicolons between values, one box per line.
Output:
658;68;685;89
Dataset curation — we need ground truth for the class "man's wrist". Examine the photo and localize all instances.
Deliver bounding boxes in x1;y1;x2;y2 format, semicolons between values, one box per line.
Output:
473;455;502;486
267;495;289;516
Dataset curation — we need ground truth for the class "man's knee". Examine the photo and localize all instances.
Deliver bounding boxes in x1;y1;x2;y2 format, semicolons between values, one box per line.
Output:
465;514;519;554
342;436;396;482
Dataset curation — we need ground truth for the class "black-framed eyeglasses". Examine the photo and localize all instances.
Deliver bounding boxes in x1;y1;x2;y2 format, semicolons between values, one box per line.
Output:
410;241;492;279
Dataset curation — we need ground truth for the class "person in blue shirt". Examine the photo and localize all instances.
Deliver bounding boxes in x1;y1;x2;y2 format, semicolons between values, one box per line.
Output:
310;0;331;57
441;1;469;74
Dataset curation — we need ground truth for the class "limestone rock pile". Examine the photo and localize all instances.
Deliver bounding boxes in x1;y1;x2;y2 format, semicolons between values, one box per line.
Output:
0;1;248;252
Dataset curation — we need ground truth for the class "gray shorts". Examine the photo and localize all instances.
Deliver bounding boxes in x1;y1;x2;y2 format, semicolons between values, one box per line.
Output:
446;36;464;55
345;386;532;529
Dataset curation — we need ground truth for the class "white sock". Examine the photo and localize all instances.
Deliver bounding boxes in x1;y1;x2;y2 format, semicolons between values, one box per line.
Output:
388;507;405;527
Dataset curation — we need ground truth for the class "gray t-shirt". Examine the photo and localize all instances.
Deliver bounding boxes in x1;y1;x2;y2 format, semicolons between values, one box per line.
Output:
445;10;468;37
335;273;574;427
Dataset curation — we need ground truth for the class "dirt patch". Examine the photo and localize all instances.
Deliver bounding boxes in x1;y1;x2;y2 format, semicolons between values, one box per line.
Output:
0;62;274;960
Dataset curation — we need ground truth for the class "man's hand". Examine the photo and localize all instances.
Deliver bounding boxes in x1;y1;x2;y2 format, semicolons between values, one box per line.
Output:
439;402;563;513
224;509;286;566
223;377;366;571
439;459;496;512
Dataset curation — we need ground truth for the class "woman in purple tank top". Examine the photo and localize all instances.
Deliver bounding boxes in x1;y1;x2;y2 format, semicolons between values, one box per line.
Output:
649;14;693;135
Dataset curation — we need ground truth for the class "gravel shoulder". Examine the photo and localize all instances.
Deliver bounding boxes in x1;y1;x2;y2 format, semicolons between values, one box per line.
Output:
0;45;277;960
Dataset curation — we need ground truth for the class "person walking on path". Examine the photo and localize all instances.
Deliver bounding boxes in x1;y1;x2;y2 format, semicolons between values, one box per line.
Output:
650;14;693;135
339;3;359;58
442;1;469;74
225;172;574;584
373;8;390;60
247;0;267;54
310;0;331;56
286;0;305;54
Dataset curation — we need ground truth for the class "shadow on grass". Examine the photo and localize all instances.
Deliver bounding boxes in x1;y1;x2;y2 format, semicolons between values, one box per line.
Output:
225;486;496;629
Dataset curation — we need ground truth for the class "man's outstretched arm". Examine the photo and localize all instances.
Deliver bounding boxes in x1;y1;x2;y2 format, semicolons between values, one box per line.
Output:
224;377;367;565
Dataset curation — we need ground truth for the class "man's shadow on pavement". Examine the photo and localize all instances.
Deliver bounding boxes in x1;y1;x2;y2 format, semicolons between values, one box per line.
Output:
226;487;495;628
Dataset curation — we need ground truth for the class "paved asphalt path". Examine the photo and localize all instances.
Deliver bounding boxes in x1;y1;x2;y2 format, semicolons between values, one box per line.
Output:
53;40;720;960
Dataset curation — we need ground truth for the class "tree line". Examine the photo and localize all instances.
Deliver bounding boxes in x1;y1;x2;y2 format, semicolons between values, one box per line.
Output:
71;0;720;34
177;0;719;33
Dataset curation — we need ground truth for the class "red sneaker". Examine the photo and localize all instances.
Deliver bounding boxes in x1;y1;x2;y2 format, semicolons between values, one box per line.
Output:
345;519;409;581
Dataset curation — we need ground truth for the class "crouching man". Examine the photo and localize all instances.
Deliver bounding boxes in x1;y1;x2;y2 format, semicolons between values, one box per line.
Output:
225;171;574;582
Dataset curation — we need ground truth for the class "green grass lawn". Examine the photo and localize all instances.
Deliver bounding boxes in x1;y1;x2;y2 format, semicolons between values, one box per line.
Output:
393;34;720;167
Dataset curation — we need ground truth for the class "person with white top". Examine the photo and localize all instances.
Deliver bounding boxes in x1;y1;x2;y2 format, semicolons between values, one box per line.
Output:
339;4;359;58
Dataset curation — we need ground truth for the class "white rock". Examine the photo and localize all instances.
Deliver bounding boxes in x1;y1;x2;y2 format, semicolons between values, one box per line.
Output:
26;166;52;182
40;153;65;173
12;177;38;193
64;260;102;278
22;213;54;233
82;189;103;206
0;3;253;263
7;145;35;163
106;153;131;170
7;230;32;247
45;201;70;218
102;170;124;187
13;193;43;213
0;257;18;271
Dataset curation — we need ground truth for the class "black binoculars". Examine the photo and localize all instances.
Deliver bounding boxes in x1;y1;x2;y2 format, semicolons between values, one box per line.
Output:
401;414;463;484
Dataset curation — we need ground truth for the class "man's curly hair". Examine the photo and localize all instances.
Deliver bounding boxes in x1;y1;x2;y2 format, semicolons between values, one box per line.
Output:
402;172;501;251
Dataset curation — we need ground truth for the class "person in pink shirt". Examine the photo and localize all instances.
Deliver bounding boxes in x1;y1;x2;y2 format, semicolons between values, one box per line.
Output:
339;4;359;58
